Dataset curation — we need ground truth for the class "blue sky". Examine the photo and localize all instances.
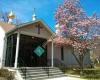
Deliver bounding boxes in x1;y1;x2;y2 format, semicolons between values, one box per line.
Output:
0;0;100;31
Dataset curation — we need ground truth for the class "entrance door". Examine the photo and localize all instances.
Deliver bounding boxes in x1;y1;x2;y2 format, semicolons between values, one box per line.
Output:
18;34;47;67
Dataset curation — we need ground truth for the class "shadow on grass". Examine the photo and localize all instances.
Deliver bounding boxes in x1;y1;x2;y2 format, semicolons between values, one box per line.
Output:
65;68;100;79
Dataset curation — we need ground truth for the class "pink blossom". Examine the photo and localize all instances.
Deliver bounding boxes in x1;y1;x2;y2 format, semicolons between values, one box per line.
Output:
54;0;100;55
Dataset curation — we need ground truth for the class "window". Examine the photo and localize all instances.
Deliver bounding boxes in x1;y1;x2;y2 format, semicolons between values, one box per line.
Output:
61;47;64;61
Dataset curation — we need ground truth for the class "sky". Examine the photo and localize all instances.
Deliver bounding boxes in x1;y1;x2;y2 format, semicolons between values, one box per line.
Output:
0;0;100;31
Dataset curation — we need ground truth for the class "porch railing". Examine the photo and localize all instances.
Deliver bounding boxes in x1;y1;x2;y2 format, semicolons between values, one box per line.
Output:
18;57;32;80
47;58;66;72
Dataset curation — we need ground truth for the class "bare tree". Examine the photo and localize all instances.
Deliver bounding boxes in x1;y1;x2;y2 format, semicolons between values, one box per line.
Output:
0;11;9;22
0;10;23;25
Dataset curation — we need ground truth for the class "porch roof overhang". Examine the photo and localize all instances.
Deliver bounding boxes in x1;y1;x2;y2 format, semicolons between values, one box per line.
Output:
6;19;55;36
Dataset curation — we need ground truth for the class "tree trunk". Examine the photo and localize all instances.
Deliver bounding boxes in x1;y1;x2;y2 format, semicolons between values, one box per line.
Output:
71;47;84;75
79;54;84;75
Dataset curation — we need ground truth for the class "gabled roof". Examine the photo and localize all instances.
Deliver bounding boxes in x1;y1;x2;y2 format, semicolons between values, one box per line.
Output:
0;22;14;32
6;19;54;35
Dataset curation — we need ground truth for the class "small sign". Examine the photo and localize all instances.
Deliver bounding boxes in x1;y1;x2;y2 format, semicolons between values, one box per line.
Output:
34;46;45;57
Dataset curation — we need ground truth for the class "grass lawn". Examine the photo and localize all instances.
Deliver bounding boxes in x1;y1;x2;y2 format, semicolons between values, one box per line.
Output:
0;68;15;80
64;67;100;80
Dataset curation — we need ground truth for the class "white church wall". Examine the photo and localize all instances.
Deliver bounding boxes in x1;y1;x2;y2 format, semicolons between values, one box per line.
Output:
63;47;78;66
47;43;91;67
47;44;78;66
53;46;78;66
0;27;5;68
63;47;91;67
52;46;91;67
47;43;61;66
47;42;51;66
47;43;51;60
54;47;61;60
83;52;92;65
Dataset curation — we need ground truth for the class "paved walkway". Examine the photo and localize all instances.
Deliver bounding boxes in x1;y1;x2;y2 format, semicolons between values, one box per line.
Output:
46;76;84;80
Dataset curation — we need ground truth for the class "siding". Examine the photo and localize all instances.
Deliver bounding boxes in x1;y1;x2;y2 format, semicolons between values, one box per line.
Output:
63;47;78;66
47;45;92;67
19;23;52;39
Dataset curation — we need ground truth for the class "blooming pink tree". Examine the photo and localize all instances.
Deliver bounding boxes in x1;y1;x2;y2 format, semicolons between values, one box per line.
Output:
54;0;100;70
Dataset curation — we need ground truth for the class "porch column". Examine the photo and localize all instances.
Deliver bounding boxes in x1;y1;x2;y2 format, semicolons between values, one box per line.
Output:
14;32;20;68
51;41;54;67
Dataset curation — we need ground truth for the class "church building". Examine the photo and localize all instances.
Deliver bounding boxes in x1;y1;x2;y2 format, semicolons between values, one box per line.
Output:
0;12;91;69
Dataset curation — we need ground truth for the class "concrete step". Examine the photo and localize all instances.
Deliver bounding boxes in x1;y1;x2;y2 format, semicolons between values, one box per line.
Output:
18;67;65;80
20;70;46;75
22;73;48;79
19;67;61;70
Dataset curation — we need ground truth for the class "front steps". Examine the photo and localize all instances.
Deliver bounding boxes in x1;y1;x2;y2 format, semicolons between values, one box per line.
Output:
18;67;65;80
